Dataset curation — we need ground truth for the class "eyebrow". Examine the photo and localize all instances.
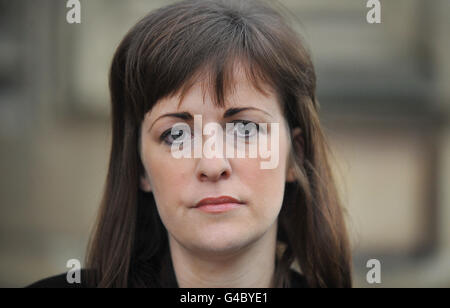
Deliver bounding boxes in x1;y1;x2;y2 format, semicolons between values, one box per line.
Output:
149;107;272;132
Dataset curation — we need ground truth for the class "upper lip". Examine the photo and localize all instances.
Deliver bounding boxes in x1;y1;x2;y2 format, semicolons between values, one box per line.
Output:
195;195;244;207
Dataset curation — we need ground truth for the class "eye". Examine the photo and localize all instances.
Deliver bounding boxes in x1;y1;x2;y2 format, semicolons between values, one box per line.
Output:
160;123;192;145
228;120;260;138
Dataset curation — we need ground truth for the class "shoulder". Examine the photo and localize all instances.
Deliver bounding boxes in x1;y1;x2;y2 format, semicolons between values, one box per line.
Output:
25;269;91;288
289;270;309;288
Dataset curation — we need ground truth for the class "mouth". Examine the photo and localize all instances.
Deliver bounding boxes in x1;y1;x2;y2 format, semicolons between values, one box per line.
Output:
194;195;245;213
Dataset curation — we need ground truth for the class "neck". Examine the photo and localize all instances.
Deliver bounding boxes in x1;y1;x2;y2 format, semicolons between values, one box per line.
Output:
169;222;278;288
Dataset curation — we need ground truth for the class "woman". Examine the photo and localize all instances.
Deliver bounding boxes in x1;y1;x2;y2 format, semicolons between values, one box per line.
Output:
29;0;352;288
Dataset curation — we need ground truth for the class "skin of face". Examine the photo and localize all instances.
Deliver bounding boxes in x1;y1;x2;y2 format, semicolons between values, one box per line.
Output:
139;69;298;262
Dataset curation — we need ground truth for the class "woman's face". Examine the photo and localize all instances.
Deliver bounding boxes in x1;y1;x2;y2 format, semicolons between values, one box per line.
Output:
139;70;296;256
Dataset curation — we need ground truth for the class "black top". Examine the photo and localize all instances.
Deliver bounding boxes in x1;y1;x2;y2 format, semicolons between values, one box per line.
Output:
26;269;308;288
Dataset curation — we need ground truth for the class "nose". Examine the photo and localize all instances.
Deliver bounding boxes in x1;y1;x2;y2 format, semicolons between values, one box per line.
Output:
196;156;232;182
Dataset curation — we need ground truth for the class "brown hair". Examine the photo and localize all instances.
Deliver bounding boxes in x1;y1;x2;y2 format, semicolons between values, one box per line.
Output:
86;0;352;288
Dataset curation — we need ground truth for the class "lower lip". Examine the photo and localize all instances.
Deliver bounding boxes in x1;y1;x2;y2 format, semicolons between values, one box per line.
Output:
195;203;242;213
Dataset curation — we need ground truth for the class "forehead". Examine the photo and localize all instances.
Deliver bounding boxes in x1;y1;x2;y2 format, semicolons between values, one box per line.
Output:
145;68;282;121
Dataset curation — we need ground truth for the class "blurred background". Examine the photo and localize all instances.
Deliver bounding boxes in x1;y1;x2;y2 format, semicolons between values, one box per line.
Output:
1;0;449;287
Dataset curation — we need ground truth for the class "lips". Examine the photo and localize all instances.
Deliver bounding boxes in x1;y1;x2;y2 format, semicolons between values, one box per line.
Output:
194;195;245;213
195;195;244;207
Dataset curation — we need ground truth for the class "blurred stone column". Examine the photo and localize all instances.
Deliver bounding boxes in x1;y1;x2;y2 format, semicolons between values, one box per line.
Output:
433;0;450;253
431;0;450;286
434;1;450;113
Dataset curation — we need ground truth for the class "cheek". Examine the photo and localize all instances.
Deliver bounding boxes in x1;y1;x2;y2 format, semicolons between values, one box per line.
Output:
235;153;286;208
234;138;289;210
237;159;286;197
141;147;192;207
242;130;290;185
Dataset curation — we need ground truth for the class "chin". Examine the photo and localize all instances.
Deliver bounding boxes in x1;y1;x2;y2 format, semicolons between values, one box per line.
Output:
192;228;258;254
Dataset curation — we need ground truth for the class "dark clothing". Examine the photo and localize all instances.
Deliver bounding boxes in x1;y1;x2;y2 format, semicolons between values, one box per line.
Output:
26;269;308;288
27;272;88;288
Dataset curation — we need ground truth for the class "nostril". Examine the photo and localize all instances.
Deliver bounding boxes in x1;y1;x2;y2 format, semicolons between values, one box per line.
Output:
199;170;230;182
196;158;232;181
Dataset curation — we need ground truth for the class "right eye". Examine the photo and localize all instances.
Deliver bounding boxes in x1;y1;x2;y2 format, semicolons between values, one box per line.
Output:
160;124;192;145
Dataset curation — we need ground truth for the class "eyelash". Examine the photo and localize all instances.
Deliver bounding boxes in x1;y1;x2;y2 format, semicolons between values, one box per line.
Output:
159;120;261;145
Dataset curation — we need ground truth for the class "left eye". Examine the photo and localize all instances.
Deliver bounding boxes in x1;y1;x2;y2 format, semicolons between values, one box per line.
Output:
229;121;259;138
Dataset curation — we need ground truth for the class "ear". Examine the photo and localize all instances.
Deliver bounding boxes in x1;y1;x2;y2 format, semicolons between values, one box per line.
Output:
139;173;152;192
286;127;304;183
